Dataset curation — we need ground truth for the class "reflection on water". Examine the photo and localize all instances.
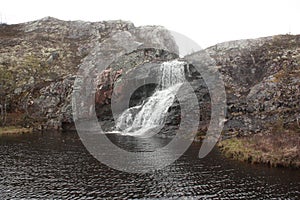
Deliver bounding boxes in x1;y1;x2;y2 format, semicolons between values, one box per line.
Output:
0;131;299;199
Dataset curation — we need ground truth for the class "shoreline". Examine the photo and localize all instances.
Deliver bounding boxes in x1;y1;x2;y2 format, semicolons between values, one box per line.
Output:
0;126;33;135
1;125;299;169
218;132;300;169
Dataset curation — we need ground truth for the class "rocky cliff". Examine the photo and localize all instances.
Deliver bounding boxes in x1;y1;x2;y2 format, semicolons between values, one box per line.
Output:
0;17;178;129
0;18;299;141
205;35;300;137
204;36;300;167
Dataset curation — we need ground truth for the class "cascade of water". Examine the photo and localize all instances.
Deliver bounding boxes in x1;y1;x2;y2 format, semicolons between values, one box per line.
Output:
115;60;185;136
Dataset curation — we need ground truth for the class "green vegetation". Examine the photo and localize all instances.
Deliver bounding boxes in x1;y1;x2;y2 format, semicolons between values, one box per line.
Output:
218;137;262;163
219;130;300;168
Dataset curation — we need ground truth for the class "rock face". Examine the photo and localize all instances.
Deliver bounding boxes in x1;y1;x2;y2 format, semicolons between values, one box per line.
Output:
148;35;300;138
203;35;300;137
0;17;179;129
0;17;299;139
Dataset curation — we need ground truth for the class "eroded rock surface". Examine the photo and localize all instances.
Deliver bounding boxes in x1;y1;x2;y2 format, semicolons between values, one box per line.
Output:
0;17;178;129
0;18;299;139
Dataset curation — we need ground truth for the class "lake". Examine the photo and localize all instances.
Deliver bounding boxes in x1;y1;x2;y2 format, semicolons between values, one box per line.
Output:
0;131;299;199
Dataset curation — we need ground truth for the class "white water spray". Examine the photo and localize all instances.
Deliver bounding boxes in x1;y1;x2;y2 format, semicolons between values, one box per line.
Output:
115;60;185;136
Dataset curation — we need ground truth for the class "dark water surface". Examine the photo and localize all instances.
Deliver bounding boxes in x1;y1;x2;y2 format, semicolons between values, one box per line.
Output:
0;131;299;199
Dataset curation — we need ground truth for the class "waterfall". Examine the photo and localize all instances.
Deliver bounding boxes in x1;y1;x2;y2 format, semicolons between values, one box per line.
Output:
115;60;185;136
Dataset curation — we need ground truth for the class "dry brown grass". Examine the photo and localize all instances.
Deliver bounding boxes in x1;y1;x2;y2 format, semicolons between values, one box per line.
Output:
219;130;300;168
0;126;32;135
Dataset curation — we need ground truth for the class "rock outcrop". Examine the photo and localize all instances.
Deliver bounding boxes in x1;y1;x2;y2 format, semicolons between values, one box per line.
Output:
0;17;299;140
204;35;300;137
0;17;179;129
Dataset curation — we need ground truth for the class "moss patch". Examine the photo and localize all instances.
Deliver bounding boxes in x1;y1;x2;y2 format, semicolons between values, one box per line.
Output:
218;131;300;168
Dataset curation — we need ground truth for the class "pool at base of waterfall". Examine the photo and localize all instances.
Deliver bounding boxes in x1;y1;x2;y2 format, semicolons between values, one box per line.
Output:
0;131;299;199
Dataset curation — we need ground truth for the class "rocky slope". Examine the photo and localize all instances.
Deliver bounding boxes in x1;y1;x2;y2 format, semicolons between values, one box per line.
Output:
205;36;300;167
0;18;299;143
0;17;178;129
205;35;300;137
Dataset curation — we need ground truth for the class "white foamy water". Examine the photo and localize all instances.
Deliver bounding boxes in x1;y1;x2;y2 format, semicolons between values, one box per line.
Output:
115;60;186;137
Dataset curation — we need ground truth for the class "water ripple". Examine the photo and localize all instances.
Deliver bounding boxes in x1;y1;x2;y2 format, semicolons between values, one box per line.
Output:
0;132;299;199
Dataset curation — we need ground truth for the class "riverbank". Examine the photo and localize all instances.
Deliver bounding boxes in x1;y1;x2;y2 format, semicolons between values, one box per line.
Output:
0;126;32;135
218;131;300;168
